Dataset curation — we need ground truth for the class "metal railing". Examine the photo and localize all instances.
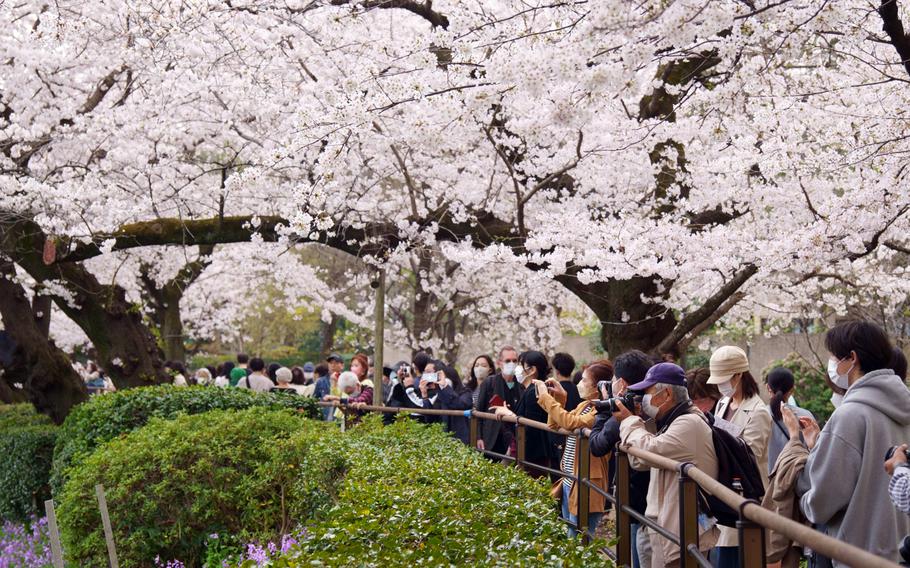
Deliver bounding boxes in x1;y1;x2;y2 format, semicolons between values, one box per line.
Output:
321;401;901;568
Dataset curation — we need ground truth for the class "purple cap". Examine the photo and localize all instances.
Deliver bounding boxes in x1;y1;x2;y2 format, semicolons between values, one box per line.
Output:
627;362;687;391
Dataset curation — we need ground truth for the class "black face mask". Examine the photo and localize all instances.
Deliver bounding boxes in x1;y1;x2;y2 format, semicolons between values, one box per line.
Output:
425;386;438;398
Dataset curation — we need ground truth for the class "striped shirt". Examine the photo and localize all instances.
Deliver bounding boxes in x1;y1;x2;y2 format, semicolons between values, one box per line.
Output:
562;405;595;489
890;466;910;514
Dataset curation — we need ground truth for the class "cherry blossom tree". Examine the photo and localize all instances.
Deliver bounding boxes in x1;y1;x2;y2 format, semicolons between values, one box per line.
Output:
4;0;910;419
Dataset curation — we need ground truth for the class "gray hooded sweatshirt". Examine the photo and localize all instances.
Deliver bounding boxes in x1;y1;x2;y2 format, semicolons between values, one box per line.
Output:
798;369;910;564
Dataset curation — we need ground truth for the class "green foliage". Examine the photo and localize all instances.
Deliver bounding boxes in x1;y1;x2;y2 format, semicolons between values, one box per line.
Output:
0;405;57;521
50;386;319;494
257;416;605;567
764;353;834;426
56;408;323;567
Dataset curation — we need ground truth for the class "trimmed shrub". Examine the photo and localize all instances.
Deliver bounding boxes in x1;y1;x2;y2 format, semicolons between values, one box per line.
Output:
0;405;57;521
245;417;604;567
50;386;319;494
57;408;602;567
56;407;324;567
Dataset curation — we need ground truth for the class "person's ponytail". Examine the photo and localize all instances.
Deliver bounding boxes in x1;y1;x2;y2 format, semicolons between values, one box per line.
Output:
770;389;786;420
766;366;795;421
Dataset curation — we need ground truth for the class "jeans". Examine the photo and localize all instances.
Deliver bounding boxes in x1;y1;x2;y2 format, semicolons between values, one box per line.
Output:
561;483;604;538
635;523;652;568
711;546;740;568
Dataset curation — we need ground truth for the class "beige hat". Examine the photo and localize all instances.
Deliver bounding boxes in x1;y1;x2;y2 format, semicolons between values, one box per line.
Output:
707;346;750;384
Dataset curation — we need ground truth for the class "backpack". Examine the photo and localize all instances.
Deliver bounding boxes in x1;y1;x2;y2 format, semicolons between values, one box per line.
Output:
699;412;766;527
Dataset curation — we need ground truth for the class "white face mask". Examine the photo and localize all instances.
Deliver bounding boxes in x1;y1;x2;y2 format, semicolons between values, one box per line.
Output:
827;358;852;390
830;392;844;408
502;362;517;377
718;380;735;398
514;365;525;382
641;393;660;418
304;372;314;381
473;366;490;381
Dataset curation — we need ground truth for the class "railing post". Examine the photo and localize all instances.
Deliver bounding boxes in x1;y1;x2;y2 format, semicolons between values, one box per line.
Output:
677;463;699;568
340;406;347;433
469;412;479;449
738;504;765;568
515;421;526;469
576;433;591;543
615;449;633;567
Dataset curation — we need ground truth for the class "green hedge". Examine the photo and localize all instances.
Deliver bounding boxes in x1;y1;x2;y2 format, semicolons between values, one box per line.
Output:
56;408;323;567
276;417;605;567
0;404;57;521
57;408;602;567
50;386;320;494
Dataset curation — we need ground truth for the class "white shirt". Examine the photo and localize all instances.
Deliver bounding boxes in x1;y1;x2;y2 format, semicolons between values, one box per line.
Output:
237;373;274;393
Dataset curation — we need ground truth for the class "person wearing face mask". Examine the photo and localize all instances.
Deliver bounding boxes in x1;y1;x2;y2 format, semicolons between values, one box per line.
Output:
475;346;523;458
467;354;495;407
791;320;910;566
532;361;613;538
506;351;558;477
706;345;771;568
589;350;654;568
421;362;474;444
613;362;720;568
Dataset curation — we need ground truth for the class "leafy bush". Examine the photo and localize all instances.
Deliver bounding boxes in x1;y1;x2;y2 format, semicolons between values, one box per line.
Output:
56;408;325;567
764;352;834;426
50;386;319;494
0;404;53;430
0;405;57;522
247;417;604;567
57;408;601;567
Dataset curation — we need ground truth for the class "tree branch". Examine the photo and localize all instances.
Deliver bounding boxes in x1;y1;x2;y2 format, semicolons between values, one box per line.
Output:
329;0;449;29
657;263;758;353
879;0;910;78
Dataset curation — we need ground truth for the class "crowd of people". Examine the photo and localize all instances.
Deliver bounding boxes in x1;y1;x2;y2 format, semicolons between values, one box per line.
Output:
74;319;910;567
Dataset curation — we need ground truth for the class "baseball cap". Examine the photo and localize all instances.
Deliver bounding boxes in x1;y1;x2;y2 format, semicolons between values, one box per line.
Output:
326;353;343;363
707;346;750;384
627;362;687;391
303;362;315;372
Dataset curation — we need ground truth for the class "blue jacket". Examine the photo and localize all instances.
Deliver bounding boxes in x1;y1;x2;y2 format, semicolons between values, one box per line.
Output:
313;375;332;420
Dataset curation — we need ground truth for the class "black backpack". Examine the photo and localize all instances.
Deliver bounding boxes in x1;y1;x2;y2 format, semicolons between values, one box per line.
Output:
699;412;766;527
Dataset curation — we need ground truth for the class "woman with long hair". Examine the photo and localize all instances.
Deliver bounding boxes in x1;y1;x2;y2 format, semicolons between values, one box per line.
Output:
467;354;495;407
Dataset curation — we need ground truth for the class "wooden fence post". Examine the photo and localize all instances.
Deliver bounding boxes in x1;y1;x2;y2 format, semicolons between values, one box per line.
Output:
44;499;65;568
95;484;119;568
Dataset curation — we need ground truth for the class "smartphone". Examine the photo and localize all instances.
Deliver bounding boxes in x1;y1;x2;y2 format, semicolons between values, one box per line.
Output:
489;394;506;408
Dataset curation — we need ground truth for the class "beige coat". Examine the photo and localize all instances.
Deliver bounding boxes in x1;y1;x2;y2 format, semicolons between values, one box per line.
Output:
714;394;772;547
621;410;720;566
761;438;809;567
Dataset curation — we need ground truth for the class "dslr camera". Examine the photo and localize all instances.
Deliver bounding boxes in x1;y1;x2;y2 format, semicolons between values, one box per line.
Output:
593;391;642;414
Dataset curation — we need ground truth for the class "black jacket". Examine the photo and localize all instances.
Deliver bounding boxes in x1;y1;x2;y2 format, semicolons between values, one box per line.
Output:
590;411;650;516
476;373;523;449
424;385;474;444
515;384;557;460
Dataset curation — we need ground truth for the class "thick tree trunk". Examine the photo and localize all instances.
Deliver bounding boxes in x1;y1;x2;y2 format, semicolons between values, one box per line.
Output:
160;288;185;363
0;261;87;423
1;217;169;388
320;314;338;360
32;295;52;338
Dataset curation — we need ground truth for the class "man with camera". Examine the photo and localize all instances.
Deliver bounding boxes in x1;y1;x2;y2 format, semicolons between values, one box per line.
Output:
589;350;654;568
613;362;719;568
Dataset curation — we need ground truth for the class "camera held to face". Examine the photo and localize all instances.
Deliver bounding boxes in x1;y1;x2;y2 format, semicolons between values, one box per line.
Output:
593;391;641;414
